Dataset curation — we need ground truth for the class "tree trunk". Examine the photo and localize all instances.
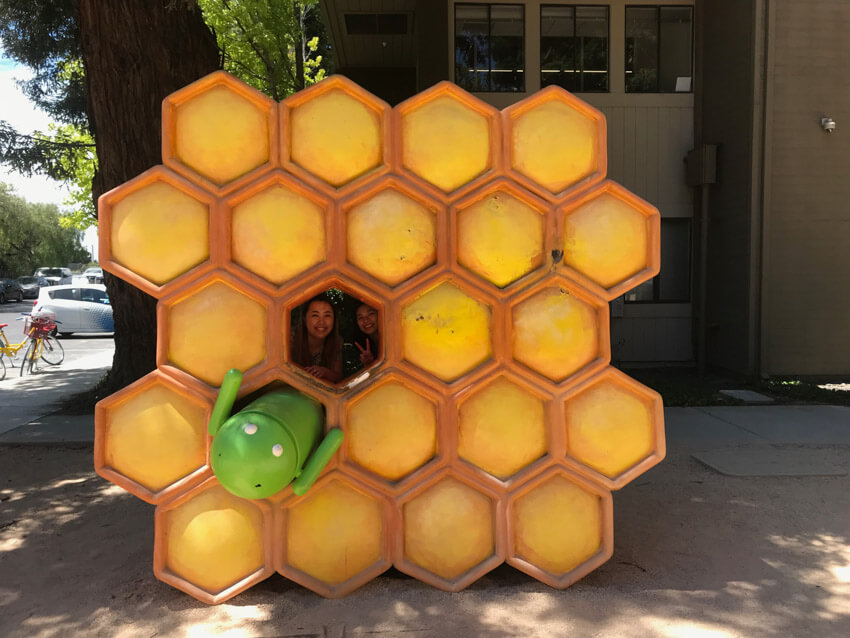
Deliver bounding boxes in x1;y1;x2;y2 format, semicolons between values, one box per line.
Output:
294;1;304;91
76;0;219;396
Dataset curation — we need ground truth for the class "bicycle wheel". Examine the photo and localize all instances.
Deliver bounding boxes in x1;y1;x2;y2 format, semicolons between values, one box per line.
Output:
40;336;65;365
19;340;36;376
0;354;6;380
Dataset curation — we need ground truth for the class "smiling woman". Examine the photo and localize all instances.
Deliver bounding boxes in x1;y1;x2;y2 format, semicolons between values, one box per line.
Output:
290;292;343;383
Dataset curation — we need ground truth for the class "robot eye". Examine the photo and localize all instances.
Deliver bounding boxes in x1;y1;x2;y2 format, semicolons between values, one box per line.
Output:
243;423;258;435
272;444;283;457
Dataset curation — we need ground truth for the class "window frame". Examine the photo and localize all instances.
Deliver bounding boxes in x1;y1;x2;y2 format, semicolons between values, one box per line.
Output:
539;4;611;93
624;4;694;94
454;2;526;93
624;217;692;304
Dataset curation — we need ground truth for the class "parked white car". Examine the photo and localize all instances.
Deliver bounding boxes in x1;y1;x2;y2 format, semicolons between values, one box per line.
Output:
32;284;114;337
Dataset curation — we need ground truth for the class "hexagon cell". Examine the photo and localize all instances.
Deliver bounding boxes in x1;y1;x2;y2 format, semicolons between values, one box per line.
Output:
164;485;265;593
513;474;602;574
402;282;492;382
457;191;544;287
565;379;654;478
512;99;599;193
347;381;436;480
175;85;270;185
105;383;207;492
402;95;490;192
458;377;546;479
167;281;267;386
347;189;436;286
563;192;649;289
232;184;326;284
512;287;598;382
290;88;382;186
285;479;384;585
111;181;208;285
404;477;494;580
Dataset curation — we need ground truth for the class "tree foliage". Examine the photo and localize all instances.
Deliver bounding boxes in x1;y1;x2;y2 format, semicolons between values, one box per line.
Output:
0;182;89;277
198;0;331;100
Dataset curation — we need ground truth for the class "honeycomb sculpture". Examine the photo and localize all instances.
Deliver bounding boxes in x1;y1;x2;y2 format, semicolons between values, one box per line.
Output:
94;72;664;604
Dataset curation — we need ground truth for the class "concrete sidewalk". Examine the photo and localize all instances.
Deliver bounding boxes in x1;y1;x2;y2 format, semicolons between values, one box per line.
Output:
2;358;849;478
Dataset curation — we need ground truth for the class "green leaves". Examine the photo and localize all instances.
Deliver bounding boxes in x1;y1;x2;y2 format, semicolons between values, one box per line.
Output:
198;0;331;100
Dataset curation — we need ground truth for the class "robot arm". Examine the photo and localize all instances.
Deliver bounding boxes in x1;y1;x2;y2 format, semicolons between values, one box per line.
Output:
208;368;243;436
292;428;344;495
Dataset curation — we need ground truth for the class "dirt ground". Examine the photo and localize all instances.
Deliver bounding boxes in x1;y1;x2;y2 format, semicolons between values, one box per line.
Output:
1;442;849;638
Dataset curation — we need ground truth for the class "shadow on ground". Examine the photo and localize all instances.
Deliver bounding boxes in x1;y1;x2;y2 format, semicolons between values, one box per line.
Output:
1;444;849;637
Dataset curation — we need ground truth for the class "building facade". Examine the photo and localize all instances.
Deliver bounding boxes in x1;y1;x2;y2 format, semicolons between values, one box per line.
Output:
319;0;850;377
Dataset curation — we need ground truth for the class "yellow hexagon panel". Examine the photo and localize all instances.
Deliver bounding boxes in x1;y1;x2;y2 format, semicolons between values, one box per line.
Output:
561;183;660;294
110;179;209;286
346;187;436;287
403;477;494;580
511;473;602;574
512;286;601;382
402;281;492;382
284;478;385;585
457;377;547;479
288;86;384;187
400;86;494;193
230;182;326;285
565;375;659;480
346;380;437;481
456;188;545;288
104;382;207;493
165;279;267;386
171;82;272;186
162;485;265;593
508;90;605;195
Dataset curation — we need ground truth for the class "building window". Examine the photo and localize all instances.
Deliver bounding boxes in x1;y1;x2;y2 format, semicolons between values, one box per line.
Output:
625;218;691;302
625;5;693;93
541;5;609;92
455;4;525;92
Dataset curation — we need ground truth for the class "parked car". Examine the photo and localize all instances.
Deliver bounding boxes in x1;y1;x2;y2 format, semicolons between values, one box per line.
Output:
32;284;114;336
0;278;24;303
83;266;104;284
15;275;50;299
34;267;73;285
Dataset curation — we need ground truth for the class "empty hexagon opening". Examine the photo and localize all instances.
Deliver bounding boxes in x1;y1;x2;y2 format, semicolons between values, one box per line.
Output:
171;81;272;186
288;86;384;187
401;90;494;193
166;279;268;386
562;188;656;291
512;286;601;382
565;376;657;480
401;281;493;382
288;288;383;385
456;188;545;288
283;477;386;586
230;180;327;285
346;186;437;287
511;473;603;575
161;484;266;594
402;476;495;581
110;179;209;286
509;94;604;195
102;381;208;494
346;380;437;481
457;377;547;480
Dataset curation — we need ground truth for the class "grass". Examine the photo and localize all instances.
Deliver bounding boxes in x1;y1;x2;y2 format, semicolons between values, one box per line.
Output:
623;366;850;407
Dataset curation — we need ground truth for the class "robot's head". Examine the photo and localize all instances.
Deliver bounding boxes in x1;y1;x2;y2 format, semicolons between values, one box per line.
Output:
210;411;298;499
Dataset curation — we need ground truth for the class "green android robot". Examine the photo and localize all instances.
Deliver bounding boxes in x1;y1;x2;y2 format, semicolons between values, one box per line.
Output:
208;368;344;499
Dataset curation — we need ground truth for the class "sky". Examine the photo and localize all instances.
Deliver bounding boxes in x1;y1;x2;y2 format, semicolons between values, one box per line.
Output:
0;53;98;259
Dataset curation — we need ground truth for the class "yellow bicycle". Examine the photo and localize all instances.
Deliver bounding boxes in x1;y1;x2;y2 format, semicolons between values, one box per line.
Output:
0;314;64;379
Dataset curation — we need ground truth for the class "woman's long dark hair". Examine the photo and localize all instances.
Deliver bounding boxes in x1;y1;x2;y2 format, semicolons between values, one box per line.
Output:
291;293;342;373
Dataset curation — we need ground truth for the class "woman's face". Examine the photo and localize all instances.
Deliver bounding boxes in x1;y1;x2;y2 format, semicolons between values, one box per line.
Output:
356;305;378;335
306;301;334;340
